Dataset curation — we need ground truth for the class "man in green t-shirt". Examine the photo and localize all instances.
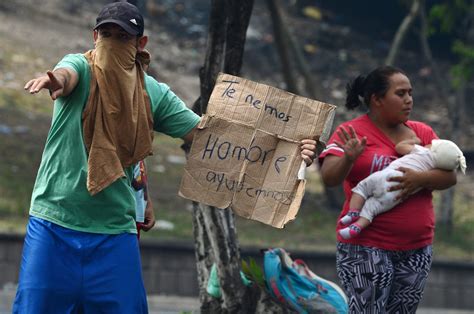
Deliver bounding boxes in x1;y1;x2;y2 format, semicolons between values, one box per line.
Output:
13;2;319;313
13;3;201;313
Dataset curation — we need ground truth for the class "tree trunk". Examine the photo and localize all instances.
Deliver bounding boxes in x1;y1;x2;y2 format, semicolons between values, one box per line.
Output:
190;1;242;312
189;1;297;311
418;2;451;102
418;2;463;229
266;0;299;94
187;1;285;312
385;0;422;66
271;0;321;100
223;0;254;75
266;0;346;211
192;0;228;117
439;188;455;232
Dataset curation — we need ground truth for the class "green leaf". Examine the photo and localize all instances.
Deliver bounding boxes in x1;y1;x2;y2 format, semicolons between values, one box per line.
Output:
241;258;266;288
452;41;474;59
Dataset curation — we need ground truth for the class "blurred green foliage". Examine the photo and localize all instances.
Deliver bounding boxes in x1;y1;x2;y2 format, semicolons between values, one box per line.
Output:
429;0;474;87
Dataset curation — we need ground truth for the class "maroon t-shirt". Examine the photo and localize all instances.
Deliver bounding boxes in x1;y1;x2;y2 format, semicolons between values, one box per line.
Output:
319;114;438;251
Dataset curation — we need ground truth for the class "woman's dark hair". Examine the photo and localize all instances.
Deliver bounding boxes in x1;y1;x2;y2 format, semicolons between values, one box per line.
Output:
345;66;406;110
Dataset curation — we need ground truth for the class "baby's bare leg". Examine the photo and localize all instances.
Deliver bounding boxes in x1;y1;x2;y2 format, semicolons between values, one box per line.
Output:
355;217;370;229
349;193;365;210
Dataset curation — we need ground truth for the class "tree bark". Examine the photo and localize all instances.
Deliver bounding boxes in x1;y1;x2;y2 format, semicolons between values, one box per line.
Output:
266;0;346;211
223;0;254;75
418;2;451;103
192;0;228;116
266;0;299;94
189;1;335;311
188;1;271;312
214;4;257;312
418;2;471;230
192;203;222;312
385;0;422;66
272;1;320;99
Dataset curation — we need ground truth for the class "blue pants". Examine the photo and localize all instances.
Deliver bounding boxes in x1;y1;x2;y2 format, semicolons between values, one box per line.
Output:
13;216;148;313
336;243;432;314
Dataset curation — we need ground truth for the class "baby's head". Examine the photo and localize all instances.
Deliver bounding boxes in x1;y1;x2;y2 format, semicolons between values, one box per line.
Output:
430;139;467;174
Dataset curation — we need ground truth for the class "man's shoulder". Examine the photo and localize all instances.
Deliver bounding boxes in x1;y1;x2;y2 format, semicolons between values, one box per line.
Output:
144;74;169;90
59;53;87;64
144;74;173;102
55;53;89;74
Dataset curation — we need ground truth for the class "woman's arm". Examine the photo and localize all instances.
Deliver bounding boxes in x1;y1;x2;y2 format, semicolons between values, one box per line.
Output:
320;125;367;186
389;167;457;200
320;155;354;186
423;169;457;190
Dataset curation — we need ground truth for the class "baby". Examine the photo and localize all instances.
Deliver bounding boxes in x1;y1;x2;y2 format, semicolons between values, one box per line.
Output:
339;138;467;239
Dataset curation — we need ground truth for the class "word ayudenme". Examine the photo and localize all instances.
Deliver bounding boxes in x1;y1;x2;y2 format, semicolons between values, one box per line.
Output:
206;170;293;206
202;133;288;174
221;80;292;122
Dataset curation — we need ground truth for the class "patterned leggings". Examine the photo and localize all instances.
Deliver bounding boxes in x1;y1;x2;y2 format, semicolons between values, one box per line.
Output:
336;243;433;314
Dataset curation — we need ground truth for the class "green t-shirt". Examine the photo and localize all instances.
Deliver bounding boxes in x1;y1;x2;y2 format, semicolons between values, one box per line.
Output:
30;54;200;234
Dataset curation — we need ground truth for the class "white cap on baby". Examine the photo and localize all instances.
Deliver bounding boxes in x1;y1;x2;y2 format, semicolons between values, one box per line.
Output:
431;139;467;174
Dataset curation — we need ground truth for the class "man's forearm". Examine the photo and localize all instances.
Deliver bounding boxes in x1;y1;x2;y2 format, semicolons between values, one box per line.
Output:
182;125;198;145
53;68;78;97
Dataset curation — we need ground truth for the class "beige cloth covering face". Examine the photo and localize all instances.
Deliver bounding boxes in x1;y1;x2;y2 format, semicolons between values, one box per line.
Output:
83;37;154;195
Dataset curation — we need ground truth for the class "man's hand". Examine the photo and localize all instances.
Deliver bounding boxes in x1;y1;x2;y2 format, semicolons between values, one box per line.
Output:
24;71;64;100
24;68;78;100
141;198;156;232
301;139;317;166
334;125;367;162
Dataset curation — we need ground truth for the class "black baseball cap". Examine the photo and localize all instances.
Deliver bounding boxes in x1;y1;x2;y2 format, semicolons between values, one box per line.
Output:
94;2;144;36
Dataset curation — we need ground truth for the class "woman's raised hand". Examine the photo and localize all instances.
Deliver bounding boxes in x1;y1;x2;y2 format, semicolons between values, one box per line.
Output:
334;125;367;162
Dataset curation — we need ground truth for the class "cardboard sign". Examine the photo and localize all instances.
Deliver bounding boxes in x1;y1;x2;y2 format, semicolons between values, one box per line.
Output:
179;73;336;228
